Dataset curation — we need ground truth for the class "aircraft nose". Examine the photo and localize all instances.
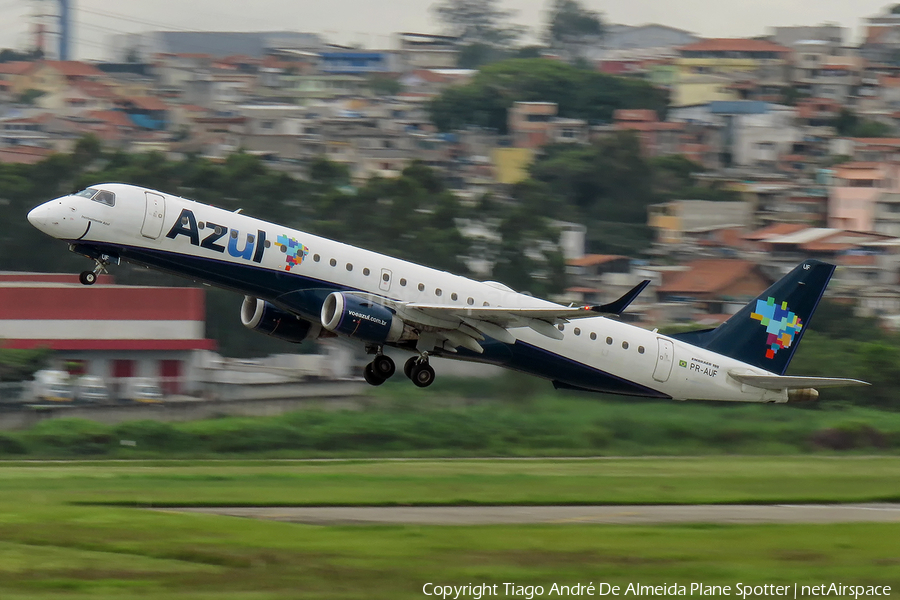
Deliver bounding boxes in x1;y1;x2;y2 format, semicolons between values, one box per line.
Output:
27;204;50;230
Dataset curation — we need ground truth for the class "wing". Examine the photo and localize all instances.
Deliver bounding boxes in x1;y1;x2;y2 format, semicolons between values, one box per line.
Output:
352;280;650;353
728;373;870;390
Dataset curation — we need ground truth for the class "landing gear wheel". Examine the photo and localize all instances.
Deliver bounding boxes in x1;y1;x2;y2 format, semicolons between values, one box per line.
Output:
363;363;386;386
409;363;436;388
79;271;97;285
403;356;418;379
372;354;395;379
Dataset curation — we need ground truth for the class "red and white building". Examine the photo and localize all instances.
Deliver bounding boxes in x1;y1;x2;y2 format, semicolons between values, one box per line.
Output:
0;273;216;394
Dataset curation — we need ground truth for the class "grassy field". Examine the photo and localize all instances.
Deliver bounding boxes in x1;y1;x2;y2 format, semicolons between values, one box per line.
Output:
4;392;900;458
0;458;898;598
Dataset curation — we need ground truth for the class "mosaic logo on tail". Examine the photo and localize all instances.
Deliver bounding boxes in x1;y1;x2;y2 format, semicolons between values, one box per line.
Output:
275;235;309;271
750;297;803;359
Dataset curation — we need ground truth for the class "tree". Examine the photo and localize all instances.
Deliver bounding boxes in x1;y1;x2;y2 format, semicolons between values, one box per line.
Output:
456;43;510;69
546;0;603;61
0;347;50;382
432;0;525;47
428;58;669;133
833;108;894;138
368;75;401;97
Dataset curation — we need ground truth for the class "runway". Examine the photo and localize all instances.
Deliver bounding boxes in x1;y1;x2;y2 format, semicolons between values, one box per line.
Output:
168;503;900;525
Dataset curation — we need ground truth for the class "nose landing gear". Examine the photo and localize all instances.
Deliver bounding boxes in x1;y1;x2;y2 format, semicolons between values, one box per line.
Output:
76;253;117;286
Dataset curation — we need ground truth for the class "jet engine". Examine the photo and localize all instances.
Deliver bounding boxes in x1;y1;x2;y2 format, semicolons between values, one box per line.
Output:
320;292;406;343
241;296;321;343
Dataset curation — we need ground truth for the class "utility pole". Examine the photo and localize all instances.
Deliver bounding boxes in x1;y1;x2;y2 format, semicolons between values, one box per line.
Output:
59;0;71;60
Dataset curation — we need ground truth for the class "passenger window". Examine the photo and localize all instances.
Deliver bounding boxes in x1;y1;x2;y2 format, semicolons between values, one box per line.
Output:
363;268;371;276
400;278;407;286
451;293;458;301
418;283;425;292
92;190;116;207
622;341;629;350
330;258;337;267
590;332;597;340
606;337;613;345
313;254;320;262
638;346;645;354
435;288;442;296
346;263;353;271
574;328;581;336
467;297;474;305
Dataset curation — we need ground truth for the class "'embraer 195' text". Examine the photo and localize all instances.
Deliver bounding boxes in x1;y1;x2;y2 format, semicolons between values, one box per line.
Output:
166;209;267;263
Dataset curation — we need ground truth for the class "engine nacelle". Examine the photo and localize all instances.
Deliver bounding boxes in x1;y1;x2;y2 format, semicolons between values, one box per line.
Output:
320;292;404;343
787;387;819;403
241;296;321;343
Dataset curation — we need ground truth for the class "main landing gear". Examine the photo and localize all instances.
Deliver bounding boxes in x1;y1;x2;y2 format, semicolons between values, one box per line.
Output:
78;255;114;286
404;355;435;388
362;349;436;388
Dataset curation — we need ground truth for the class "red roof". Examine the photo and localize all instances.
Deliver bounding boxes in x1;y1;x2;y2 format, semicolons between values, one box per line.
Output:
2;339;216;351
0;146;53;165
743;223;808;241
41;60;105;78
613;109;658;123
86;110;135;128
614;121;683;132
567;254;630;267
0;285;206;321
122;96;168;111
679;38;792;54
0;61;34;76
0;272;113;284
849;138;900;147
657;259;764;294
71;80;118;99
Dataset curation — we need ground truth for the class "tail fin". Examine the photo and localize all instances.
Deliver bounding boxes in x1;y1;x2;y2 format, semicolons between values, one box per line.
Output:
671;260;834;375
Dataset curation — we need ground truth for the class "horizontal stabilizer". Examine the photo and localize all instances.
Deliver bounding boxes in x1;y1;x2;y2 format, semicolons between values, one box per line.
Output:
593;280;651;316
729;372;870;390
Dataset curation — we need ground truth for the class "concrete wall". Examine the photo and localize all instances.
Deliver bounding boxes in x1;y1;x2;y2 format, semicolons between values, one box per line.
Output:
0;382;367;431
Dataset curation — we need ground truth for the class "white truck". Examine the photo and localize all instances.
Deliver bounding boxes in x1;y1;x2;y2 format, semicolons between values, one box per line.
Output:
122;378;164;403
28;370;74;403
74;375;110;403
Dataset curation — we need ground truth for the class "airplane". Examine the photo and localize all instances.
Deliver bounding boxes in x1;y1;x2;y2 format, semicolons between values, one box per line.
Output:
27;183;867;402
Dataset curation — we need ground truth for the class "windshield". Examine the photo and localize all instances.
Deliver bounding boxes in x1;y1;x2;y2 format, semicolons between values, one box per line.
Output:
74;187;115;207
92;190;115;207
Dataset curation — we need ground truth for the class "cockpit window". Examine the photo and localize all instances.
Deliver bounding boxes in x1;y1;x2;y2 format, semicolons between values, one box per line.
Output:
92;190;116;207
74;188;98;198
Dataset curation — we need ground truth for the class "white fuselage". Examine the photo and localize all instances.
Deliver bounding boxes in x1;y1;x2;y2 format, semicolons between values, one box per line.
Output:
28;183;784;402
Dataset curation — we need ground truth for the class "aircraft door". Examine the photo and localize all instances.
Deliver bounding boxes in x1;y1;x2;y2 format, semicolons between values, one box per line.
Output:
141;192;166;239
379;268;392;292
653;338;674;383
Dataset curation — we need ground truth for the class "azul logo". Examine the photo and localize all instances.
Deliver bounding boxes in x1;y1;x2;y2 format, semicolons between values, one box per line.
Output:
750;297;803;359
274;235;309;271
166;209;267;263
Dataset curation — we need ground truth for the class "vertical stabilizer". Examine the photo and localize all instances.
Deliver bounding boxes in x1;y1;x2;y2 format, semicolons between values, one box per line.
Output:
671;260;834;375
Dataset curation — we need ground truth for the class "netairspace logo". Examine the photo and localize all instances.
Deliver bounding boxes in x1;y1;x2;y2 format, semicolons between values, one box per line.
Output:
421;582;892;600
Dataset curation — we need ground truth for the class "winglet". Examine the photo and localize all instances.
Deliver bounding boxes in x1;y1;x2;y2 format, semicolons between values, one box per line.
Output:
592;280;651;316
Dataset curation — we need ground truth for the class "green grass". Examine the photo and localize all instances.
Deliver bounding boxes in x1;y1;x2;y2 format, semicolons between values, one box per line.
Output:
4;391;900;458
0;458;898;598
0;456;892;507
0;459;898;598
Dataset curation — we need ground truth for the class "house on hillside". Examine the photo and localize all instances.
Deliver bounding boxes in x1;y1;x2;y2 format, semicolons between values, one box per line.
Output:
655;258;774;322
